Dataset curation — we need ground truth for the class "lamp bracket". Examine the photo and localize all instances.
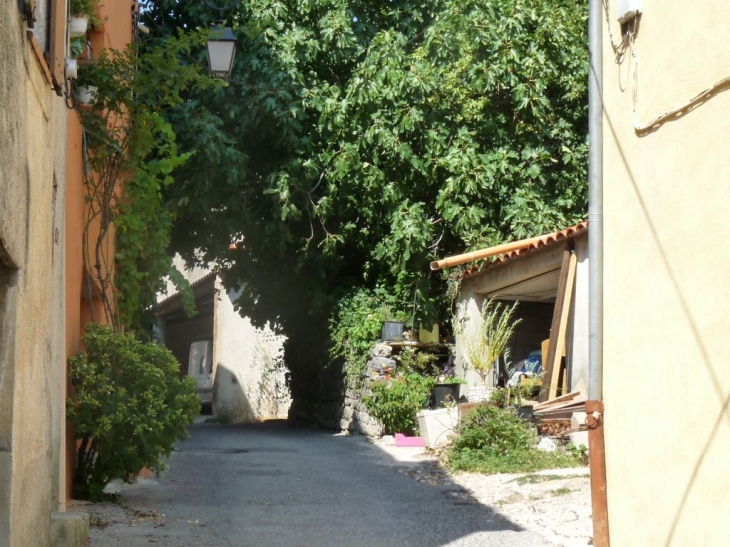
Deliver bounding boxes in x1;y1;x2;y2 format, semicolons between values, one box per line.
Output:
203;0;236;21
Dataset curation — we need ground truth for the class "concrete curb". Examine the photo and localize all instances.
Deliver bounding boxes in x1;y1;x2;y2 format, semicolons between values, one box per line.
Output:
51;512;89;547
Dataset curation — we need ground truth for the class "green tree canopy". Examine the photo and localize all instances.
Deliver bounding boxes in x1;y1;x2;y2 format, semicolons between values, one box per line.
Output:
141;0;588;406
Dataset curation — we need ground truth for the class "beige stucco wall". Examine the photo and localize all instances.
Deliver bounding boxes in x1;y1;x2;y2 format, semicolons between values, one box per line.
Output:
0;2;68;546
213;280;291;422
602;2;730;545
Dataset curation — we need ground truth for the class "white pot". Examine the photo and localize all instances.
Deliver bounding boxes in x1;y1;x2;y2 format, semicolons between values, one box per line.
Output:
65;58;78;80
76;85;98;105
416;407;459;448
69;15;89;38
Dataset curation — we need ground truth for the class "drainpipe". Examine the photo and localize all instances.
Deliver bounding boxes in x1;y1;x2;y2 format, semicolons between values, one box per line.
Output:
588;1;609;546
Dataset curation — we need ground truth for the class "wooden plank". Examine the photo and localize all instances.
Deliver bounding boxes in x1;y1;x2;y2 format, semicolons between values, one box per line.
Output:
48;0;66;95
539;248;572;402
548;251;578;400
533;390;581;411
534;400;586;415
26;31;53;86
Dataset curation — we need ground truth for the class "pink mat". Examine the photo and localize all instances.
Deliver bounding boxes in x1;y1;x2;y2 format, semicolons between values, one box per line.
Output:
394;433;425;447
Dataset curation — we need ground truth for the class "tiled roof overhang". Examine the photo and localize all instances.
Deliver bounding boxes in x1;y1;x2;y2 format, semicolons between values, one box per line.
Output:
440;221;588;279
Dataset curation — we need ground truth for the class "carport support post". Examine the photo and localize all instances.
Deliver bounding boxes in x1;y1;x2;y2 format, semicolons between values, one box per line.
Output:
588;0;609;545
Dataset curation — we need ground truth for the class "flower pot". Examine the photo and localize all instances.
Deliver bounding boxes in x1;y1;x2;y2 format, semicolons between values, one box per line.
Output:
416;407;459;448
467;385;492;402
75;85;98;105
69;15;89;38
432;383;460;407
381;321;404;342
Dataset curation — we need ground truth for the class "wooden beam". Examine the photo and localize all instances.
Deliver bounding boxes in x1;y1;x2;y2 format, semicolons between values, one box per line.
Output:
548;251;577;399
533;390;582;411
539;249;571;401
540;249;578;401
430;234;546;270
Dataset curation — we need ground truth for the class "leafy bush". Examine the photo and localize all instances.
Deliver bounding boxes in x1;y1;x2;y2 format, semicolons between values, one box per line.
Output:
329;287;409;386
397;347;439;376
67;324;199;500
364;374;436;435
446;404;581;474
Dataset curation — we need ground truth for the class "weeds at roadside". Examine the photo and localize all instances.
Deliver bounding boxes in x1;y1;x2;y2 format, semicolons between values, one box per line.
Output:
444;405;584;474
89;515;107;527
204;410;232;424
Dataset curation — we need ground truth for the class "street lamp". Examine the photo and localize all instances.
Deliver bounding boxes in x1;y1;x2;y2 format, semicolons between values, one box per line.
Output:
206;25;237;78
204;1;237;78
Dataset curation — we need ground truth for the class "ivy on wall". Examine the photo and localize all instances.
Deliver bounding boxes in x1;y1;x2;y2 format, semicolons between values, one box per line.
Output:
75;33;218;332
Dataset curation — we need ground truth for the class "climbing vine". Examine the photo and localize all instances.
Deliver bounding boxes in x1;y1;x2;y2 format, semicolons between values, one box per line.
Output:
76;33;218;332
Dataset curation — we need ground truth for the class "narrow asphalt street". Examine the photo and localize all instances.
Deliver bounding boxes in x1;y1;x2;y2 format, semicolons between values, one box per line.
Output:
84;421;549;547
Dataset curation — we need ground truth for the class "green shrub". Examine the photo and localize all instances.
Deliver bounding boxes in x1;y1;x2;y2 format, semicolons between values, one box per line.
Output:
397;346;439;376
446;404;581;474
489;387;513;408
329;287;409;387
67;324;199;500
364;373;436;435
452;404;535;454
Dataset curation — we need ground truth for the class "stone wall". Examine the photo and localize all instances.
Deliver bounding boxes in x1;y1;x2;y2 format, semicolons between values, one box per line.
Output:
291;343;398;437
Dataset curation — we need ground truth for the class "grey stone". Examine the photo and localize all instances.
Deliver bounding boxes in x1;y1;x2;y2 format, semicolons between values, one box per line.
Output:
536;437;558;452
51;512;89;547
371;344;393;357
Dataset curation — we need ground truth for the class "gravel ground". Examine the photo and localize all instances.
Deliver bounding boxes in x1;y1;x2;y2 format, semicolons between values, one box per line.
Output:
371;436;593;547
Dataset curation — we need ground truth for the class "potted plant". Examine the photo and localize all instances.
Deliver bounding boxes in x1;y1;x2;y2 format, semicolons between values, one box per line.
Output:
379;306;408;342
456;297;522;393
74;63;99;105
432;375;466;408
69;0;101;37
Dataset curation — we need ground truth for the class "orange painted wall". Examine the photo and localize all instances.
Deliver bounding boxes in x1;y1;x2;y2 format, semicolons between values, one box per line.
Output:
63;0;136;502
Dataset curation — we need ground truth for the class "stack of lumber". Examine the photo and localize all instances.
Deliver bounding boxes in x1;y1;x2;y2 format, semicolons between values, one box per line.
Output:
533;391;586;421
538;420;572;437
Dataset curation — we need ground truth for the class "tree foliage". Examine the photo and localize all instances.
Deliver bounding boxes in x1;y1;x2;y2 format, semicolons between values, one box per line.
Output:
141;0;588;405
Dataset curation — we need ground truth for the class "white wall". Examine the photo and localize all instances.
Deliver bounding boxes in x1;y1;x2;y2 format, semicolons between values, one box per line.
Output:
213;280;291;422
567;236;589;397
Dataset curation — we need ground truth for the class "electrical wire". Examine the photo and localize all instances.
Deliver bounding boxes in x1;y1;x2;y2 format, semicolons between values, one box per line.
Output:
601;0;628;64
631;25;730;133
603;1;730;134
